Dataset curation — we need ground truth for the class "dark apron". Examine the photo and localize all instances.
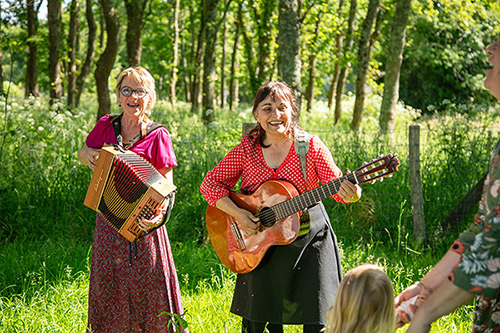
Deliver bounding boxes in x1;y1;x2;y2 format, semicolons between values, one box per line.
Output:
230;202;342;325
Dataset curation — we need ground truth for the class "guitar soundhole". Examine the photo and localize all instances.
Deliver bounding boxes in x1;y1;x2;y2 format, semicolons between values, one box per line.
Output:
258;207;276;227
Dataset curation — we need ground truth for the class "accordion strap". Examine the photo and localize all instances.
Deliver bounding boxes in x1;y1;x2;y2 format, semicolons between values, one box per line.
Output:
110;113;164;150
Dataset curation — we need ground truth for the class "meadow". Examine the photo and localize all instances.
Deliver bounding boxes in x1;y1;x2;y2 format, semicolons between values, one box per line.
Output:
1;89;498;332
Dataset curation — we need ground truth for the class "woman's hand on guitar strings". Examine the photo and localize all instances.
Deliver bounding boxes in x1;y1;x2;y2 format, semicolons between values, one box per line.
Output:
234;208;260;237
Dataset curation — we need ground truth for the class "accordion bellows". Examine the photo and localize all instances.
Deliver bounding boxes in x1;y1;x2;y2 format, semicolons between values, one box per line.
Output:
84;146;176;242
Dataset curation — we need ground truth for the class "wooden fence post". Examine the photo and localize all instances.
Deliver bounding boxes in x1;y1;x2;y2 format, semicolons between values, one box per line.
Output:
409;125;426;245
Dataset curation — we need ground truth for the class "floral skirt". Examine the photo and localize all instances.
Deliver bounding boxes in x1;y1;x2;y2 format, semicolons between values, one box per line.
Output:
87;214;187;333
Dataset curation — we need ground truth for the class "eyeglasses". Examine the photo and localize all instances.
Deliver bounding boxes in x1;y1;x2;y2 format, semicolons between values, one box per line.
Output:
120;86;148;98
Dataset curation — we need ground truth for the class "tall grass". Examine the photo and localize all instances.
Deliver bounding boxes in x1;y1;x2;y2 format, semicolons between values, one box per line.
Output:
1;92;497;331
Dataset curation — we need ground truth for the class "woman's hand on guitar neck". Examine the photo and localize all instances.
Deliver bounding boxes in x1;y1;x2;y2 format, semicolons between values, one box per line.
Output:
216;197;261;236
338;179;362;203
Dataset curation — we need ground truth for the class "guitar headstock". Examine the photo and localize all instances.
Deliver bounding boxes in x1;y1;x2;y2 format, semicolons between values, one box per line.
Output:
353;154;399;184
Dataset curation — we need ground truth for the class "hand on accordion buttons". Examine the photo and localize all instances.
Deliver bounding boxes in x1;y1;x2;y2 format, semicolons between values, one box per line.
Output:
137;199;169;232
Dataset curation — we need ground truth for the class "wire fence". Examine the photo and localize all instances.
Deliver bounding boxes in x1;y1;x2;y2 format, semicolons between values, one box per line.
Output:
295;122;500;247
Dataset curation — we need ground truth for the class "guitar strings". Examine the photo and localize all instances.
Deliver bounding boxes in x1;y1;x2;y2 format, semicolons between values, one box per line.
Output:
255;171;363;226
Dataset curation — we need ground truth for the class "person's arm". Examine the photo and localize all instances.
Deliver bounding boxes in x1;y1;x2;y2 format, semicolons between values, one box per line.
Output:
312;136;362;204
395;250;461;326
406;280;474;333
395;250;461;306
78;144;101;170
214;196;260;236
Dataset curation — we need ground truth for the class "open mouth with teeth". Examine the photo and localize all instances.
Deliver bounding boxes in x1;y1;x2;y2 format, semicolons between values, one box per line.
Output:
269;121;284;126
127;102;140;108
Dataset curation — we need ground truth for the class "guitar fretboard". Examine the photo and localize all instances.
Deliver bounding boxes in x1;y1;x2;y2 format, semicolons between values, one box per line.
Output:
259;172;360;225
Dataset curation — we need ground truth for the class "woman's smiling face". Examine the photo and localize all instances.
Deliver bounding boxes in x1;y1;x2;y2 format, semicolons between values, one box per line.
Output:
254;94;293;137
118;75;152;120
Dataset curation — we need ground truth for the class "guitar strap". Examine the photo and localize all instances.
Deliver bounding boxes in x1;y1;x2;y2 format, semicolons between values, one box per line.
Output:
295;129;311;192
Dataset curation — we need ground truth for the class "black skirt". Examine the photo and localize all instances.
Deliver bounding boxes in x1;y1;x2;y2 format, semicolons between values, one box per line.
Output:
230;202;342;325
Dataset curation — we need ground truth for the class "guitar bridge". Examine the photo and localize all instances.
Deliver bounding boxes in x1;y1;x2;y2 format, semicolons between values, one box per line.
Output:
230;219;247;251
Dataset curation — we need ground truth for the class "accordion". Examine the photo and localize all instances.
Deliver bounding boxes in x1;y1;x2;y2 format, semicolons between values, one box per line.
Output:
84;146;176;242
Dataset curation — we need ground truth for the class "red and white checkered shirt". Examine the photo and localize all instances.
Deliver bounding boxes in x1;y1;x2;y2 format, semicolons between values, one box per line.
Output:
200;134;346;206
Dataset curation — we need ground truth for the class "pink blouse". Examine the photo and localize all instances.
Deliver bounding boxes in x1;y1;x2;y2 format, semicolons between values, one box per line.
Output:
200;134;345;207
86;114;177;170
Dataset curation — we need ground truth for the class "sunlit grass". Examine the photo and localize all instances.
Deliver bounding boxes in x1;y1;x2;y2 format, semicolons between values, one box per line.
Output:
0;94;492;332
0;238;473;332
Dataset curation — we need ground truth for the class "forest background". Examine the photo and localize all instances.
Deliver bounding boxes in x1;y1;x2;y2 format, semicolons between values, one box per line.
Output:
1;0;500;331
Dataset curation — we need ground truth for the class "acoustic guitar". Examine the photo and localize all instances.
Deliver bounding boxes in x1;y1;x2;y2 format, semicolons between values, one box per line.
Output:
206;154;399;274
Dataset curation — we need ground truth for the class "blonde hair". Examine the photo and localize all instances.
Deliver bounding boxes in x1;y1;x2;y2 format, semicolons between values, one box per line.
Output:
325;264;395;333
115;66;156;116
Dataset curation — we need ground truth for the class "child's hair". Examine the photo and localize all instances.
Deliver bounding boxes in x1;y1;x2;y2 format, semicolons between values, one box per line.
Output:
325;264;395;333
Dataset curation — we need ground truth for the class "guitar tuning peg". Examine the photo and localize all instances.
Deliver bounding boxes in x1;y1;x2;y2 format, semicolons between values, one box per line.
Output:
379;177;384;182
371;179;377;184
388;174;393;178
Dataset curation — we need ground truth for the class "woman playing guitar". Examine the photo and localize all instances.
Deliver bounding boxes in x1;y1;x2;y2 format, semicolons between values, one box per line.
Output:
200;81;362;333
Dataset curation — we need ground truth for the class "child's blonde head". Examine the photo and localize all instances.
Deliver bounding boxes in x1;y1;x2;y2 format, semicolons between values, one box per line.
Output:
325;264;395;333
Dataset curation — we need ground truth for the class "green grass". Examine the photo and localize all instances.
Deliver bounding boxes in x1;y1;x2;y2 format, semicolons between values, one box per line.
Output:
0;239;473;332
1;93;496;332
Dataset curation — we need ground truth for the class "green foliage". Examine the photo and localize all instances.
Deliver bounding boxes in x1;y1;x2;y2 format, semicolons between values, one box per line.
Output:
398;0;500;112
0;96;95;243
0;90;497;331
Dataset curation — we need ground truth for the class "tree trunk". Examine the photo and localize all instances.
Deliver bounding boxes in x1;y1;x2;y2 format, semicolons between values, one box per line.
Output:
256;0;277;83
350;0;380;131
170;0;180;107
182;41;191;102
98;5;105;48
305;13;322;113
124;0;151;66
0;49;3;95
229;2;242;111
334;0;357;124
25;0;39;98
47;0;63;104
238;4;258;95
327;0;344;110
278;0;302;112
191;0;206;112
379;0;412;134
75;0;97;107
201;0;219;122
94;0;119;120
220;20;227;108
66;0;80;107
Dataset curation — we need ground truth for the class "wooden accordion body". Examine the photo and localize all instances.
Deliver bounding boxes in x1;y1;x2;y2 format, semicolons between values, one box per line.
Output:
84;146;176;242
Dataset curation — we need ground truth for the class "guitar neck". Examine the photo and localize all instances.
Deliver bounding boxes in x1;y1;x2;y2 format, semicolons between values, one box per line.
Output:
271;172;359;221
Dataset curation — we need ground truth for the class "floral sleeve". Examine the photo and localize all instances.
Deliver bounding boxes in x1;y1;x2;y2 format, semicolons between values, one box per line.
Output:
451;139;500;300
